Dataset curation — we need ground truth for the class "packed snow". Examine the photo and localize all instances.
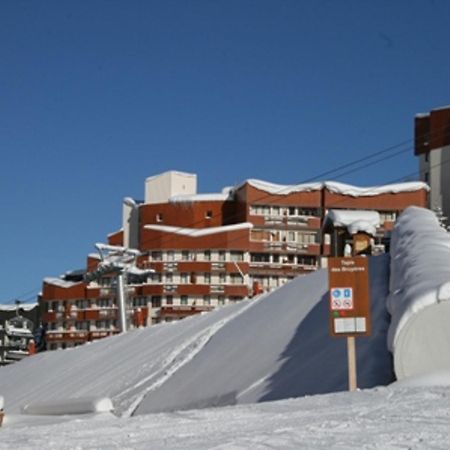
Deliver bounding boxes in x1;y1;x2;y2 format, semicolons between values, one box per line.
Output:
387;206;450;379
1;206;450;448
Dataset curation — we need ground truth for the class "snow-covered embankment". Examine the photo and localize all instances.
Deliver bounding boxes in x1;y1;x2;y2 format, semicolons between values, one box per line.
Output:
387;206;450;379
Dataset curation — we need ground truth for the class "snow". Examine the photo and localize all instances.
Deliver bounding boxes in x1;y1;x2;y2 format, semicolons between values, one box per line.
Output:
236;179;428;197
42;278;80;288
386;206;450;379
0;303;37;312
240;178;323;194
144;222;253;237
323;209;380;236
324;180;429;196
169;193;231;202
21;397;114;416
2;207;450;447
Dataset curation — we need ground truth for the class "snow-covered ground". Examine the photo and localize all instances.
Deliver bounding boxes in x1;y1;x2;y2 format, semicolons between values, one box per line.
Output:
2;384;450;449
1;206;450;448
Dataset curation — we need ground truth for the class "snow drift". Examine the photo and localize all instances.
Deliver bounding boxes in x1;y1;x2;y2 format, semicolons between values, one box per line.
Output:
387;206;450;379
0;255;392;417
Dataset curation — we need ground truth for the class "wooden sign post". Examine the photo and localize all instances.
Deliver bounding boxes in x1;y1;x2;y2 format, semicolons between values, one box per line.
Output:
328;257;371;391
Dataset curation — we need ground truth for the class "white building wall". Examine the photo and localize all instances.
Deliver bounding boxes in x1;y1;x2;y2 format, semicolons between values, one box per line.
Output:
145;171;197;204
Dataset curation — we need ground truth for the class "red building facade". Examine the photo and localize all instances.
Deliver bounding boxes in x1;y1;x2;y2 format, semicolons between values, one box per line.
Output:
40;171;428;350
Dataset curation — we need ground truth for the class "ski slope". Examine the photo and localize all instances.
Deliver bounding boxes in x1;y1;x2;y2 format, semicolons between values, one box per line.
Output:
0;255;392;418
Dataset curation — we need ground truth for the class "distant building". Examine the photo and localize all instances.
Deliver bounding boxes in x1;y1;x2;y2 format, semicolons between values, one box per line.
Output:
39;171;429;350
415;106;450;224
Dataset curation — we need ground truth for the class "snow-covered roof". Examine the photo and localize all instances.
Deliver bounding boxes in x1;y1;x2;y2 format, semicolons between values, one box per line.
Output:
169;192;231;203
43;277;81;288
324;181;429;196
144;222;253;237
88;253;102;260
0;303;38;312
237;179;323;195
235;179;429;197
107;228;123;238
323;210;380;236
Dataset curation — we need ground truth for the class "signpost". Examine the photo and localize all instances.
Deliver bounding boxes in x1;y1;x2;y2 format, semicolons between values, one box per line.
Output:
327;256;371;391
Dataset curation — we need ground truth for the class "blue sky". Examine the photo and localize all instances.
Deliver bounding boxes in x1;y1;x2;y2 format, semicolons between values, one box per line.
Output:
1;0;450;303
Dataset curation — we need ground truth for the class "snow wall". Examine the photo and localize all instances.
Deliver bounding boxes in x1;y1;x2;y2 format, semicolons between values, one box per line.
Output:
387;206;450;379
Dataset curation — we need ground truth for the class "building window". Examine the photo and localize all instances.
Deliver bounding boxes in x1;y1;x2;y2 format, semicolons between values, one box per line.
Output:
205;210;213;219
181;273;189;283
219;273;226;284
166;272;173;283
204;272;211;284
167;251;175;261
204;250;211;261
156;213;163;222
152;296;161;308
218;296;225;305
180;295;188;305
151;251;162;261
203;295;211;305
230;273;242;284
230;251;244;262
219;251;226;261
166;295;173;305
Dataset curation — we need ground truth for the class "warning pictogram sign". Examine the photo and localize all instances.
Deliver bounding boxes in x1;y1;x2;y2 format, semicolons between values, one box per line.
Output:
330;287;354;310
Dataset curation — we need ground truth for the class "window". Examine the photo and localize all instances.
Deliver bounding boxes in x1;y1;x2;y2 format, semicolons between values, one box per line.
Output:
166;272;173;283
219;251;226;261
167;251;175;261
230;251;244;261
219;273;226;284
289;207;296;216
218;296;225;305
166;295;173;305
180;295;188;305
151;296;161;308
204;250;211;261
156;213;163;222
203;295;211;305
204;272;211;284
230;273;242;284
181;273;189;283
251;253;270;263
271;206;280;216
205;210;213;219
151;251;162;261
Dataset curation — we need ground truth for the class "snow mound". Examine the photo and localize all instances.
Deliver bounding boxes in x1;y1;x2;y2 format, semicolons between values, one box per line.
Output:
387;206;450;379
21;397;113;416
0;256;392;418
390;370;450;388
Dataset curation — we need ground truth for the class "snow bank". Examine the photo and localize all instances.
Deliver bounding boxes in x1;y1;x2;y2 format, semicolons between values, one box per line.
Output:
387;206;450;379
323;210;380;236
21;397;113;416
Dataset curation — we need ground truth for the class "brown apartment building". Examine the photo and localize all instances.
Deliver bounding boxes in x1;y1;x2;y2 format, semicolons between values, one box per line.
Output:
40;171;428;350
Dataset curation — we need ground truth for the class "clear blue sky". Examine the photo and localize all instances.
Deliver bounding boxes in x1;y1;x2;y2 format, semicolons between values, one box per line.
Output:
1;0;450;303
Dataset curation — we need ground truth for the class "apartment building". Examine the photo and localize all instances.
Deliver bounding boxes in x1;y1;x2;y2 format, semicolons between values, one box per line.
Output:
415;105;450;224
40;171;428;350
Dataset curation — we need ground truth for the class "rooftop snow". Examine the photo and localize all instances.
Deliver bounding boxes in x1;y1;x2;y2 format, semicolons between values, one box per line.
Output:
235;179;429;197
169;192;231;203
0;303;37;312
144;222;253;237
145;170;196;182
238;179;323;195
43;278;81;289
323;210;380;236
324;181;429;196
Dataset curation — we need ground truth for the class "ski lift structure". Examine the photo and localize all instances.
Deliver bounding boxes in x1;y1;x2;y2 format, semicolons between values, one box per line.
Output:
0;301;35;365
84;244;154;333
